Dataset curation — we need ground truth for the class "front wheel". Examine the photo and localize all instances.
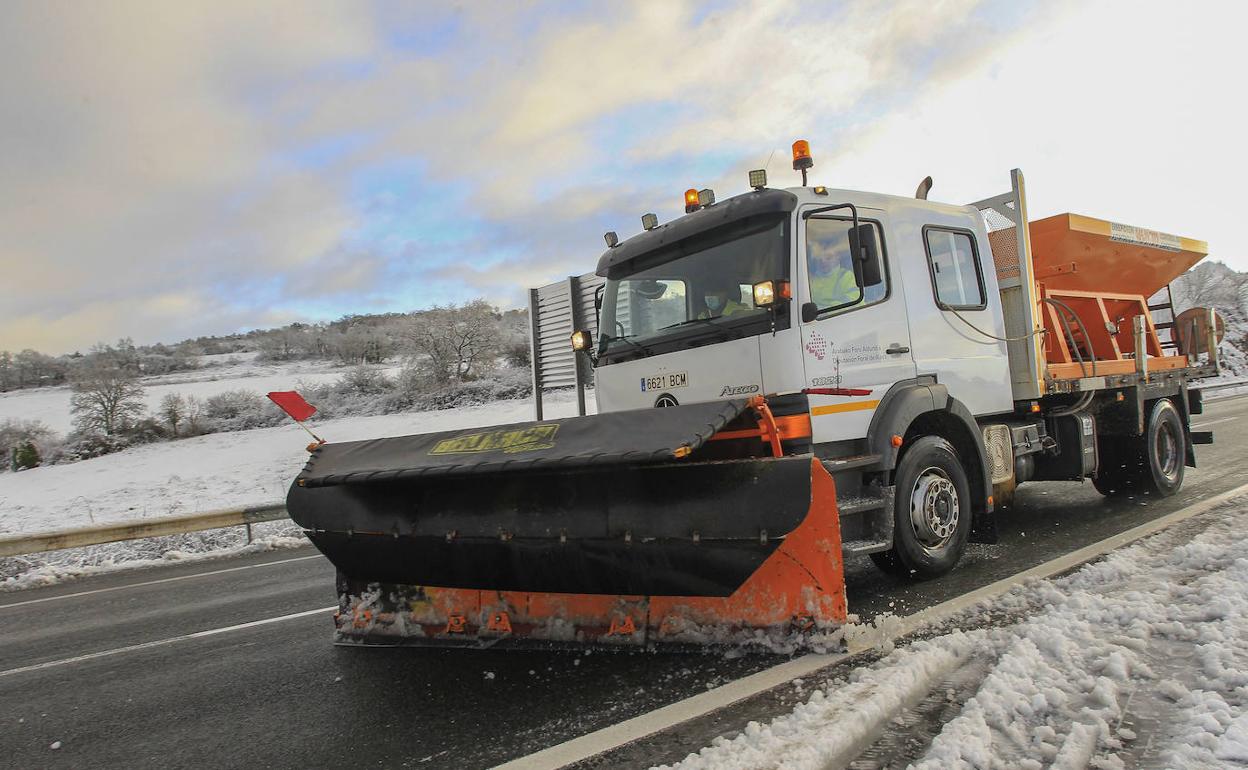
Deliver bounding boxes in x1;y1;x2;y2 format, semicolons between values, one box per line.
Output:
870;436;972;579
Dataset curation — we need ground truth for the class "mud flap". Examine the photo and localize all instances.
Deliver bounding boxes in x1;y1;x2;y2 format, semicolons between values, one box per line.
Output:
330;459;846;650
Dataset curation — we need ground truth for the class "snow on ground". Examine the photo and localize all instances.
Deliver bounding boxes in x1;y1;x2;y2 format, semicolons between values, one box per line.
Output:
661;496;1248;770
0;389;588;536
0;356;396;434
0;389;590;589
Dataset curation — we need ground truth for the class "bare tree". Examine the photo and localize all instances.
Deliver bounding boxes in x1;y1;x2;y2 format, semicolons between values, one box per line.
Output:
159;393;186;437
405;300;501;383
70;362;145;436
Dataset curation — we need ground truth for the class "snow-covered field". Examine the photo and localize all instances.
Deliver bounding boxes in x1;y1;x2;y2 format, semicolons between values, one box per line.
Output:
664;497;1248;770
0;389;586;537
0;370;587;589
0;354;398;434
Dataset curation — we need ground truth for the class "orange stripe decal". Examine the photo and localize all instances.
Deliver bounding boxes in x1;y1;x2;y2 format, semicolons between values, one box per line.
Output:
810;399;881;416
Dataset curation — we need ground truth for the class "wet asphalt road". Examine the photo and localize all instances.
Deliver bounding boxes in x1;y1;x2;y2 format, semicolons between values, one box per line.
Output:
1;394;1246;770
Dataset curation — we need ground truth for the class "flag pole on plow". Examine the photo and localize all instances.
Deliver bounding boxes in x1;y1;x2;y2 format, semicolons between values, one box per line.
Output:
267;391;326;449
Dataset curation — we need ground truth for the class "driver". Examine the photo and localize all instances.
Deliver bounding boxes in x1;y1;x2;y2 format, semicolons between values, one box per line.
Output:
809;252;861;308
698;279;749;319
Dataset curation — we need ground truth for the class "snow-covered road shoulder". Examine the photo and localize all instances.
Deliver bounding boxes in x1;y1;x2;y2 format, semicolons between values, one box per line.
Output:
662;497;1248;770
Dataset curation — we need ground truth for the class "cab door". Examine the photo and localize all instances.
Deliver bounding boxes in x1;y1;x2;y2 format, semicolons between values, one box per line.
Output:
799;207;916;443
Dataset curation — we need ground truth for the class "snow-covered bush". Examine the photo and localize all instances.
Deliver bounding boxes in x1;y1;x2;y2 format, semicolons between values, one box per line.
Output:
139;353;198;375
418;367;531;409
55;430;132;463
293;362;532;420
341;365;392;395
0;419;55;472
202;389;287;432
12;441;40;470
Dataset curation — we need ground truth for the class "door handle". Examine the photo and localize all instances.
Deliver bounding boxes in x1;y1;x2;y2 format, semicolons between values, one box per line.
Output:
886;344;910;355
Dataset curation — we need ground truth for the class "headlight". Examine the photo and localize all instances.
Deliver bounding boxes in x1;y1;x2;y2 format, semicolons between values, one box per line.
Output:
752;280;791;308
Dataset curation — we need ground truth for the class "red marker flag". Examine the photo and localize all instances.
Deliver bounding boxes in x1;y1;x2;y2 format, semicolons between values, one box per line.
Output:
267;391;317;422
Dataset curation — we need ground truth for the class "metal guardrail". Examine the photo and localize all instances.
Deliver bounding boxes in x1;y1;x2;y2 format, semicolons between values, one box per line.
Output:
0;502;288;558
1201;378;1248;398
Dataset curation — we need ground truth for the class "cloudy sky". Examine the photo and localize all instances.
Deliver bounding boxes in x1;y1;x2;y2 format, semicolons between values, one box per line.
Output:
3;0;1245;353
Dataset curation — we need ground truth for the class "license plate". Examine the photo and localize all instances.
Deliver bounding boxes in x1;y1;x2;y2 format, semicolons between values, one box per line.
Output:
641;372;688;392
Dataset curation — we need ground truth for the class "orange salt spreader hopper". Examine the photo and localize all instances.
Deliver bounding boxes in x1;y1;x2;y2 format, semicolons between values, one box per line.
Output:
1000;213;1212;373
1027;213;1208;298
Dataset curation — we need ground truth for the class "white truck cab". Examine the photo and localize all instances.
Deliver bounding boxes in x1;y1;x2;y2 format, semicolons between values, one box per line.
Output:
593;185;1014;440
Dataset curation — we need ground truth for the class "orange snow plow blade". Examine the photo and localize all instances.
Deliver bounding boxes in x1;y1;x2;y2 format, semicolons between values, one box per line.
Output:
327;458;846;649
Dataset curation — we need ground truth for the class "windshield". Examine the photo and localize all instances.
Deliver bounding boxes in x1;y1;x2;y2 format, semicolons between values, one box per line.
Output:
599;215;789;358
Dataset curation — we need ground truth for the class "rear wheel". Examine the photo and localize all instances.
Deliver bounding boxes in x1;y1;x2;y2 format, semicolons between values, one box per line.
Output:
1093;398;1185;497
870;436;972;579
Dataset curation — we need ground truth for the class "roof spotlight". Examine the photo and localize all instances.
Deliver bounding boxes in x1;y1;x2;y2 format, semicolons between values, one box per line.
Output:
698;188;715;207
748;169;767;190
641;213;658;230
604;231;619;248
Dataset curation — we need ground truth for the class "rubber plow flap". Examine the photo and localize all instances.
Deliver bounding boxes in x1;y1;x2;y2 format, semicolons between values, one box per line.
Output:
293;399;750;489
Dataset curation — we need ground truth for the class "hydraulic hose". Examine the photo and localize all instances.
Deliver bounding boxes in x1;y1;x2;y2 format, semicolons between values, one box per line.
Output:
946;307;1046;342
1041;297;1097;378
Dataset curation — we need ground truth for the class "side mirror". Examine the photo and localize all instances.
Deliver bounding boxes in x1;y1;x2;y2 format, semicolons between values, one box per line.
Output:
594;284;605;311
801;302;819;323
848;223;882;287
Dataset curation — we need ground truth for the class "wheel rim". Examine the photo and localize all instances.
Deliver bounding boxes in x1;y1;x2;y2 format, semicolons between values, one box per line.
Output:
909;466;959;551
1156;419;1181;482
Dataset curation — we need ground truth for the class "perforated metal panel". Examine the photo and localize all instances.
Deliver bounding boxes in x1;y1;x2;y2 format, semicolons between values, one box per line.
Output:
979;201;1021;283
981;424;1014;485
528;273;604;418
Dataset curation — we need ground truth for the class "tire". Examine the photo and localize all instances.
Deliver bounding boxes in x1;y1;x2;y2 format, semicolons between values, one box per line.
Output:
1093;398;1185;497
870;436;972;579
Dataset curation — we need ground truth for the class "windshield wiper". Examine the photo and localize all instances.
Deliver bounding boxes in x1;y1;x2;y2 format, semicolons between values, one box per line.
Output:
604;335;654;356
659;317;744;339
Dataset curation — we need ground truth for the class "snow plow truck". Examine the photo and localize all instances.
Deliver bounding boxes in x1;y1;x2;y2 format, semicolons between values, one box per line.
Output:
284;141;1223;649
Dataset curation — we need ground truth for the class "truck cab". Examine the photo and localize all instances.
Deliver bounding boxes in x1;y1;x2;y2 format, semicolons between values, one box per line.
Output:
593;186;1014;437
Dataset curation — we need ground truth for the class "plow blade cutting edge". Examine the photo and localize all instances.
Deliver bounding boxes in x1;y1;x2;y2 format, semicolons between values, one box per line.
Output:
285;400;848;649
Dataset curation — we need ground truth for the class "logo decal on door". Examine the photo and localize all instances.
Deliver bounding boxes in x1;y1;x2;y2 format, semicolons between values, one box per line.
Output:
805;331;828;360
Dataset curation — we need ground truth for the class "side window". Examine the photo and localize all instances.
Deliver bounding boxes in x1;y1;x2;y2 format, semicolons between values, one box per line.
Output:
805;218;887;313
924;228;985;309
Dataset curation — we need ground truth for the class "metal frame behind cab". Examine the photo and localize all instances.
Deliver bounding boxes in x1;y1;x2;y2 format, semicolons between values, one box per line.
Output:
970;169;1045;401
529;272;603;419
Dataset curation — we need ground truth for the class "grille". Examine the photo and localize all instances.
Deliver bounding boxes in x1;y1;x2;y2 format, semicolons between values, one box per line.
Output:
981;425;1014;484
980;204;1020;282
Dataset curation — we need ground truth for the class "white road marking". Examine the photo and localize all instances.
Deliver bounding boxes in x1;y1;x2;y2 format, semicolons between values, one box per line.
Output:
498;480;1248;770
0;605;337;679
1192;416;1237;428
0;554;323;611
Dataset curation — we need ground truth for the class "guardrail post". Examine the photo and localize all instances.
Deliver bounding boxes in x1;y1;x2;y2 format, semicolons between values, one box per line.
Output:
1207;307;1219;370
528;287;544;421
246;523;253;544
